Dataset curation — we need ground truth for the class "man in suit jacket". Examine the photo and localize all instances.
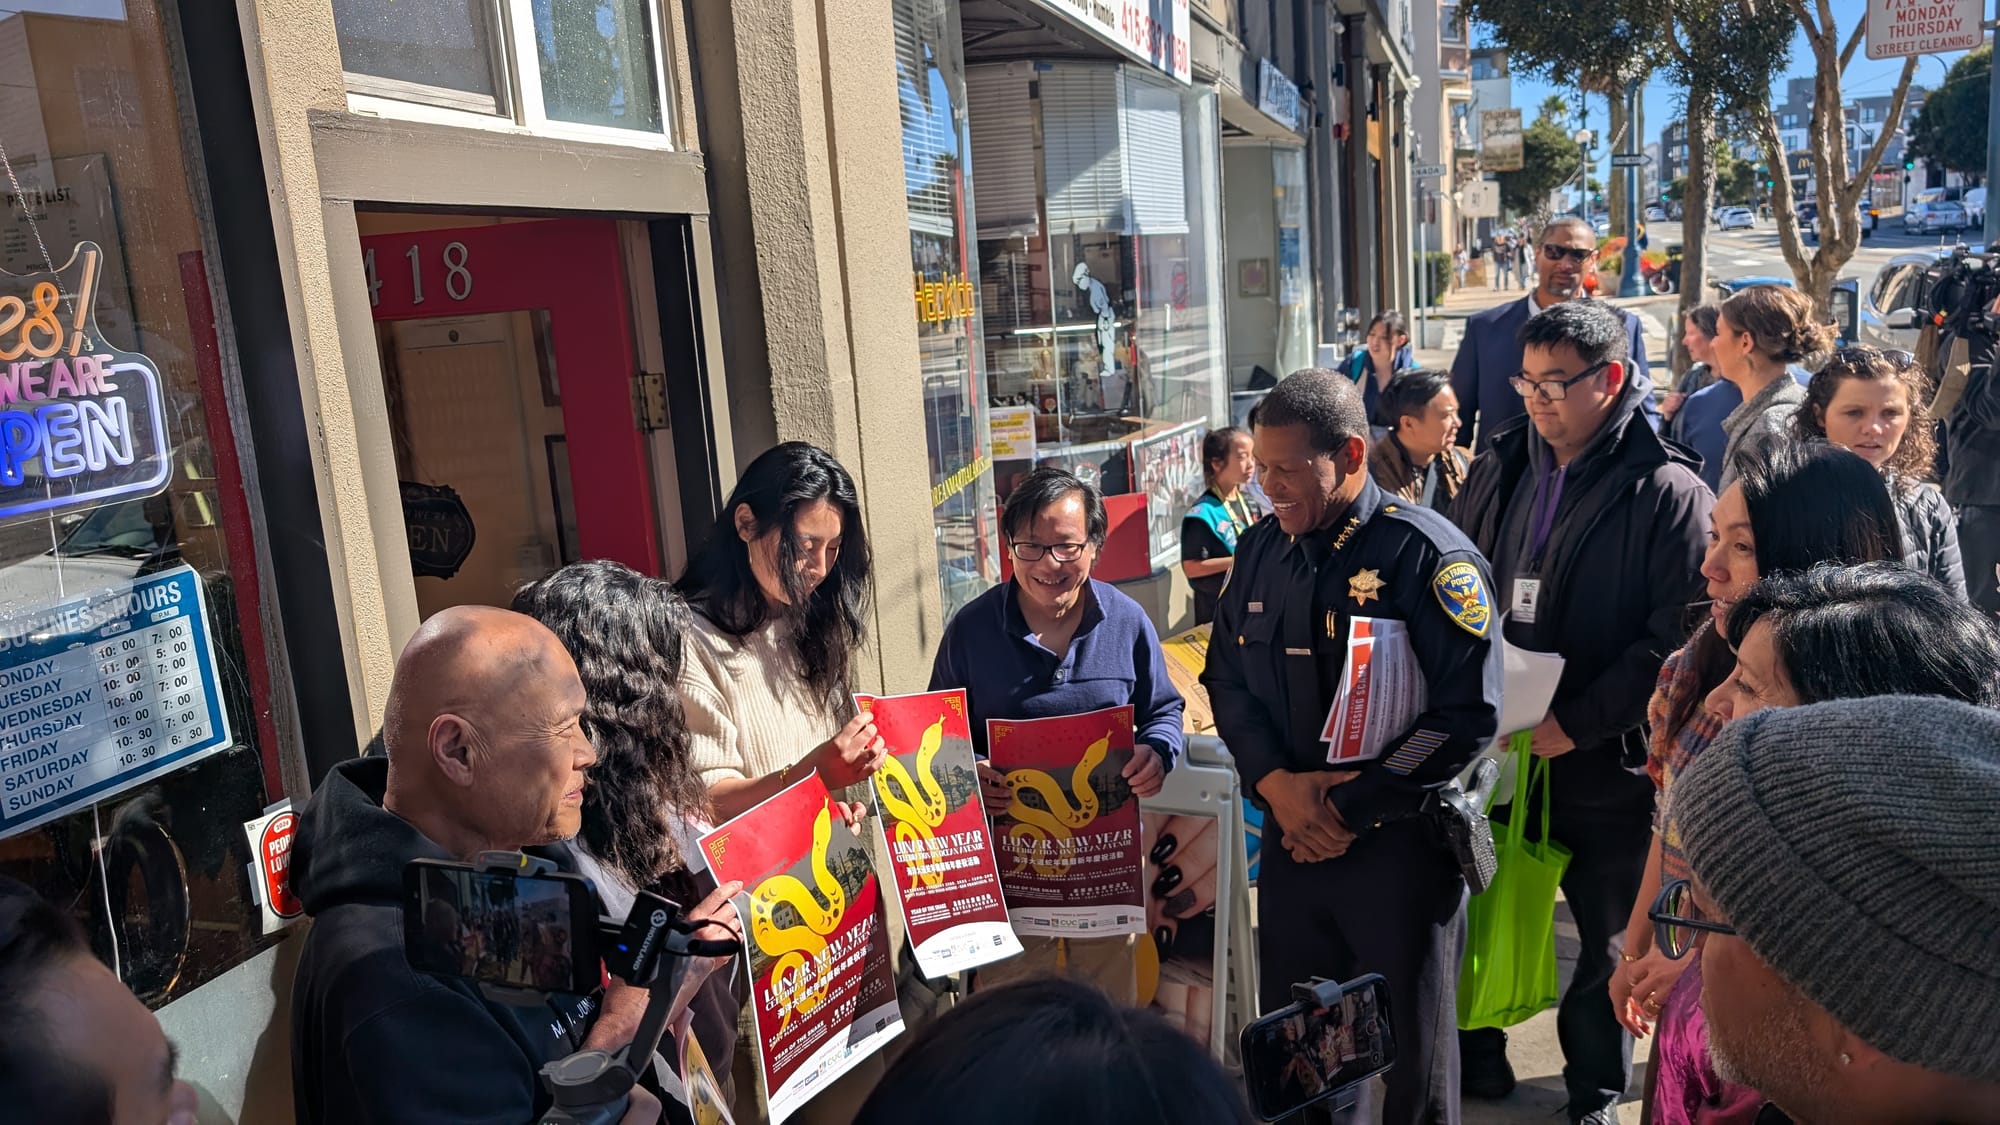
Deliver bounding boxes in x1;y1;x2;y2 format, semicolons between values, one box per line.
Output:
1451;217;1657;451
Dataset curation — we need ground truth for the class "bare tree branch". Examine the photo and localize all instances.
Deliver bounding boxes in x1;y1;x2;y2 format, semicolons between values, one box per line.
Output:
1783;0;1818;39
1838;16;1867;71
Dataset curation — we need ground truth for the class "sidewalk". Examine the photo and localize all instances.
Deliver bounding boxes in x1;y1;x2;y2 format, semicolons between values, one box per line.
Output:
1410;282;1680;379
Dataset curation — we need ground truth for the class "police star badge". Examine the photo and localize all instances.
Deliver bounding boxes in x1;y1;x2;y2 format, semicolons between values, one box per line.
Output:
1348;568;1386;606
1432;561;1492;638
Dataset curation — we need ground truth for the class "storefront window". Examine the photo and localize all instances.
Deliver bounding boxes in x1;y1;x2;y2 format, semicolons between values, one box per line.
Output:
0;2;286;1007
969;62;1225;572
1273;145;1316;376
896;0;999;619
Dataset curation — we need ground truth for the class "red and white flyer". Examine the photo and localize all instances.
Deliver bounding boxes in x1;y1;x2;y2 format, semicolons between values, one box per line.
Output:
856;689;1021;979
697;774;902;1124
1321;617;1427;764
987;705;1146;937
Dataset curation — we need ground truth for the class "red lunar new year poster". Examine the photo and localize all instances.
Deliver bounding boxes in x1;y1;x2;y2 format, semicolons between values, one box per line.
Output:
857;689;1023;979
986;705;1146;936
698;774;903;1124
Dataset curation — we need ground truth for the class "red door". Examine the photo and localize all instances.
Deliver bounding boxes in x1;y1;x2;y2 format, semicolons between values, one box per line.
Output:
361;219;661;575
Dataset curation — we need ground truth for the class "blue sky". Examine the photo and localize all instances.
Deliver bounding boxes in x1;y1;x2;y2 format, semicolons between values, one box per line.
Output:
1483;20;1976;157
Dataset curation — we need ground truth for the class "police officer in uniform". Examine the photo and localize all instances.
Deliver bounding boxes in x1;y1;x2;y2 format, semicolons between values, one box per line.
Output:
1203;368;1498;1125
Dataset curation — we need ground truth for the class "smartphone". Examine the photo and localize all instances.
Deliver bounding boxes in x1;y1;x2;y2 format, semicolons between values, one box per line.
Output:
1239;974;1395;1122
402;857;602;995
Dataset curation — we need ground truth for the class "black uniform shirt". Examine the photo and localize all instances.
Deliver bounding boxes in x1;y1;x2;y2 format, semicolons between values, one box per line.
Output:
1201;477;1500;834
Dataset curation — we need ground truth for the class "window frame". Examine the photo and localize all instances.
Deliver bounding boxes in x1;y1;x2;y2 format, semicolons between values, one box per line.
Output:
338;0;677;150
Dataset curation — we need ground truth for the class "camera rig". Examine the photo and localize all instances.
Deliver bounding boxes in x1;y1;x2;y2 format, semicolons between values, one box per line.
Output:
465;852;744;1125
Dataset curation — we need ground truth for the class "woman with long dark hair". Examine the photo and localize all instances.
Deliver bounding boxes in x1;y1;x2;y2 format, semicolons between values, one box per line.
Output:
1341;311;1414;432
677;441;883;821
675;442;901;1123
1792;345;1965;597
1634;562;2000;1124
1181;426;1267;625
1614;444;1901;1125
511;561;746;1103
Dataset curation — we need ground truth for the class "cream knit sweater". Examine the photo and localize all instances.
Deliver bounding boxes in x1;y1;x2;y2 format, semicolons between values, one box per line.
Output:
681;613;848;787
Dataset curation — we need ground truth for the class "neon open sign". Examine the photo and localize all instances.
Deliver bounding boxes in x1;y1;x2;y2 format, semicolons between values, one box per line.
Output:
0;242;170;528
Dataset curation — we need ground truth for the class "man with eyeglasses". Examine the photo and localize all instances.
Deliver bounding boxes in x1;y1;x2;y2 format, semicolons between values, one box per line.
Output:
1203;368;1499;1125
1662;697;2000;1125
1449;217;1655;451
1448;300;1712;1120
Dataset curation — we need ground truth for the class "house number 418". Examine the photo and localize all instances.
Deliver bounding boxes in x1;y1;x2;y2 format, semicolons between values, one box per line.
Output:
366;241;473;307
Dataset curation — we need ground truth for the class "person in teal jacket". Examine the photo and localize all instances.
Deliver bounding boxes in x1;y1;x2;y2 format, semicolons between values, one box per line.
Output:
1181;426;1267;625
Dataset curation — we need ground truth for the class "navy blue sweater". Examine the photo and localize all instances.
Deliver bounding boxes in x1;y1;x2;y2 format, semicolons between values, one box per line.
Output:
929;579;1185;766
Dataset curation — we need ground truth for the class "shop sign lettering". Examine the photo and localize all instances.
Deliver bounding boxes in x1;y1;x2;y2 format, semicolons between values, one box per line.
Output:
243;801;304;934
0;242;170;529
401;481;477;579
914;272;977;327
1029;0;1191;84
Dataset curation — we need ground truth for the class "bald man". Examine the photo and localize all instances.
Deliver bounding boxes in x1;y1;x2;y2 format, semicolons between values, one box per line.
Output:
288;606;657;1125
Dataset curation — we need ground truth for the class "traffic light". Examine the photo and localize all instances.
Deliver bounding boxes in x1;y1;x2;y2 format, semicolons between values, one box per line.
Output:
1904;156;1916;171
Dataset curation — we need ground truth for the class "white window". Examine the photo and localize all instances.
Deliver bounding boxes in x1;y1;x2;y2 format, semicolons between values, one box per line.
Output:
334;0;673;146
1441;3;1465;43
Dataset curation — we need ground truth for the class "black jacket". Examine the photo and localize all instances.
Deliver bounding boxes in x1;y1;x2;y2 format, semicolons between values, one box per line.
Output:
290;757;598;1124
1202;478;1499;836
1943;323;2000;507
1892;478;1967;599
1450;378;1714;813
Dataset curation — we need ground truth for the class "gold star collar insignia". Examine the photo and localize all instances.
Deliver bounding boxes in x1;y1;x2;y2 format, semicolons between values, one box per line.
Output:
1349;568;1386;606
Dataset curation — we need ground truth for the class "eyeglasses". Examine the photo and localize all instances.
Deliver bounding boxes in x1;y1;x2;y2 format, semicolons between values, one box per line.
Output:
1509;360;1612;402
1541;244;1594;264
1647;878;1737;960
1010;541;1088;563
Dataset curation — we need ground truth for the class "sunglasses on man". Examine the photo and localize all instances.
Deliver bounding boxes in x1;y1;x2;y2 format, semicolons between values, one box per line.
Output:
1541;244;1594;265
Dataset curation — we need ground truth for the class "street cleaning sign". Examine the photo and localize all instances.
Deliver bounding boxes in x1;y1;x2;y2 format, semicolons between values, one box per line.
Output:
1867;0;1982;59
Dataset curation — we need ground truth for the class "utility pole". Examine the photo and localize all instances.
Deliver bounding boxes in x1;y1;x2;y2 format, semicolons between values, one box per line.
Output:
1618;77;1644;297
1987;0;1999;247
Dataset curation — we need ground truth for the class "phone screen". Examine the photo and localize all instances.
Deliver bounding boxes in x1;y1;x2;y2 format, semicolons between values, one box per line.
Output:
1240;975;1395;1121
403;861;600;995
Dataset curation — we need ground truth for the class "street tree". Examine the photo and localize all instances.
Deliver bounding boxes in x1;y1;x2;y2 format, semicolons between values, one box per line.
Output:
1461;0;1660;239
1659;0;1794;370
1739;0;1922;316
1909;45;1992;179
1496;97;1583;224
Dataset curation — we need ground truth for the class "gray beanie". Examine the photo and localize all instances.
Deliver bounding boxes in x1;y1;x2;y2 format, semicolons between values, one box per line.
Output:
1673;696;2000;1084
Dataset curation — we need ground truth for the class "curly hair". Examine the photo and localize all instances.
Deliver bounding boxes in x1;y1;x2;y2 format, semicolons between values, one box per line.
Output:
1791;345;1937;492
1719;286;1835;368
512;561;710;895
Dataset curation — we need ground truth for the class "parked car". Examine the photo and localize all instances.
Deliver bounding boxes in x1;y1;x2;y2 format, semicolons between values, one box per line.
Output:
1644;205;1666;222
1860;244;1986;351
1965;187;1987;230
1717;207;1756;231
1708;274;1861;347
1904;201;1969;234
1803;203;1879;242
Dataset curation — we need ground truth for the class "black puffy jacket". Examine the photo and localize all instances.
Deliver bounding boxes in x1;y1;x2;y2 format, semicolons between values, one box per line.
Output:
1892;476;1967;599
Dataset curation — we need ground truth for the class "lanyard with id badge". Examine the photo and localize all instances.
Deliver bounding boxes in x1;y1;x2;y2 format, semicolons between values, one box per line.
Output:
1513;465;1566;628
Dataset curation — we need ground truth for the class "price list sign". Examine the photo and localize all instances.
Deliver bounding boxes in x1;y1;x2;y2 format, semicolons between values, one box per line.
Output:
0;565;232;838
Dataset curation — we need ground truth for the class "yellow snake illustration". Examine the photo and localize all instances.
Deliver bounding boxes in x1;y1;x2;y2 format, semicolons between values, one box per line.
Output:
749;803;845;1034
873;715;951;890
1003;731;1110;878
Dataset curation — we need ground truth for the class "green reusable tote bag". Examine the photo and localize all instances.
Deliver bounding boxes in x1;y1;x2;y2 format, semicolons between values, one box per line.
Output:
1457;733;1574;1030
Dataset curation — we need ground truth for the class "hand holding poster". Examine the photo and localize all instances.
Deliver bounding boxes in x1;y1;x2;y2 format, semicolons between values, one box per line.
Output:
987;705;1145;937
697;775;903;1124
857;689;1022;979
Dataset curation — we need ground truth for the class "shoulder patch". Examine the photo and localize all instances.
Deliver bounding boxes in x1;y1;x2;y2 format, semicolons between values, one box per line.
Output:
1432;561;1492;638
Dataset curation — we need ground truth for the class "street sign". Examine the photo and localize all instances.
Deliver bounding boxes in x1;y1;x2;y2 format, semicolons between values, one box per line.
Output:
1415;163;1448;180
1867;0;1981;59
1462;181;1500;218
1610;153;1651;168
